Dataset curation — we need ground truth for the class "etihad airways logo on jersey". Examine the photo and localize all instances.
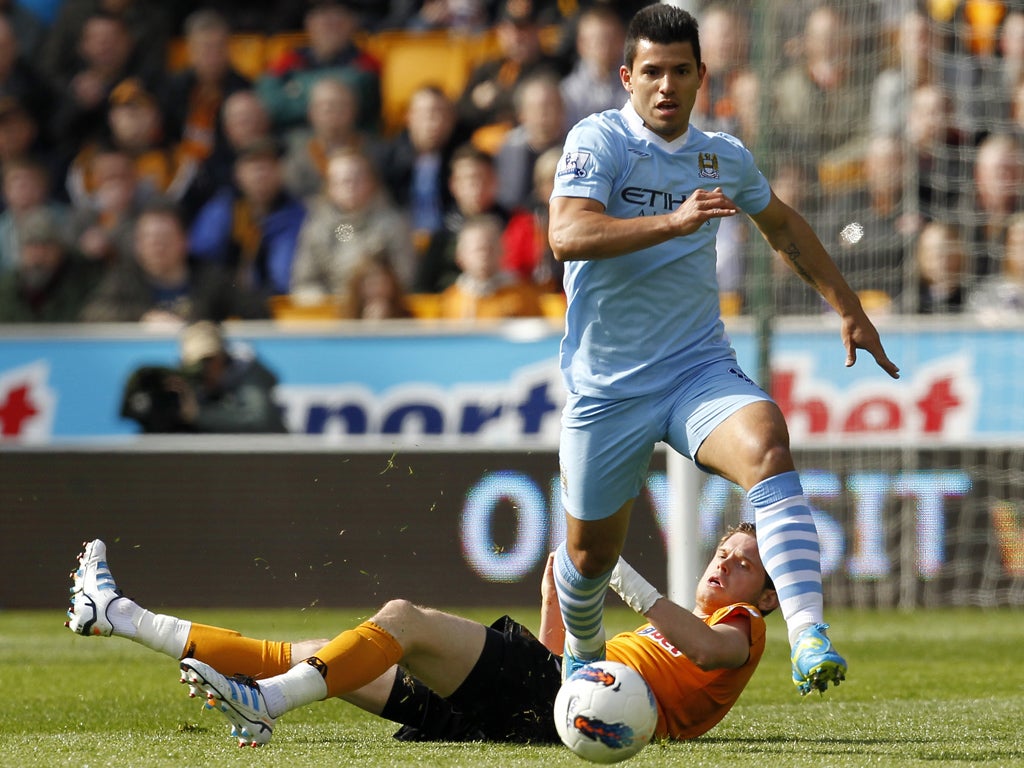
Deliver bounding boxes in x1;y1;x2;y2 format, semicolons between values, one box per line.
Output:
620;187;688;210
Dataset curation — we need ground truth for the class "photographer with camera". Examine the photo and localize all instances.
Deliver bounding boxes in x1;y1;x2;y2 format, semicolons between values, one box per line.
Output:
120;321;287;434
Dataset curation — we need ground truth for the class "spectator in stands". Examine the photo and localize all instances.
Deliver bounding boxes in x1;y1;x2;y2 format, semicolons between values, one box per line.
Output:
68;145;143;265
81;198;268;323
438;213;542;319
380;0;488;33
66;78;197;210
768;160;828;315
771;4;871;162
455;0;561;138
0;97;49;184
40;0;169;93
379;84;462;256
0;14;54;134
161;8;253;215
0;0;47;59
180;0;304;34
900;220;967;314
343;255;413;320
0;206;104;322
965;10;1024;138
413;143;511;293
905;83;972;226
0;157;69;273
692;3;754;142
257;0;381;134
48;11;147;159
290;147;415;301
559;4;626;127
495;70;566;212
501;144;561;291
969;132;1024;280
120;320;288;433
869;8;936;140
968;211;1024;320
830;133;917;304
195;89;273;204
188;136;305;298
282;76;381;201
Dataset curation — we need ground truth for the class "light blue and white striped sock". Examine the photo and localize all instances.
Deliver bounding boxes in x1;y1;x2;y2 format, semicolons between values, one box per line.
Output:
553;542;609;658
748;471;824;647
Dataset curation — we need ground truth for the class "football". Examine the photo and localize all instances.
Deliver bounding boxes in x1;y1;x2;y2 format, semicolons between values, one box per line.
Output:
553;661;658;764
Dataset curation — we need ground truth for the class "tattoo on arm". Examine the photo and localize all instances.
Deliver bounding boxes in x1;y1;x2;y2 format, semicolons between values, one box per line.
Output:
783;243;819;290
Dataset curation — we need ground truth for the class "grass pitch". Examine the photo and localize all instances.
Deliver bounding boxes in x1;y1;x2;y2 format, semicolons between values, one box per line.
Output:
1;606;1022;767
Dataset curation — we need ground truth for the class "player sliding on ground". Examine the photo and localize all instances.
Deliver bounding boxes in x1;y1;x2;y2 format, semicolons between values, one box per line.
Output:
66;528;780;748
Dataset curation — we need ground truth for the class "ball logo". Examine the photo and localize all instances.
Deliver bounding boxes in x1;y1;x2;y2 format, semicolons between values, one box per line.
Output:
572;713;637;749
570;666;620;688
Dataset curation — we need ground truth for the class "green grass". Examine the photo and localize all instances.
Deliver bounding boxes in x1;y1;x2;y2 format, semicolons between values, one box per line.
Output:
1;607;1022;767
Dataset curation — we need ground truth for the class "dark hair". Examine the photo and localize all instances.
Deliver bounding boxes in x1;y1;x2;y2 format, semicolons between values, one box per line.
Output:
722;521;776;594
138;196;186;229
624;4;701;69
449;142;495;170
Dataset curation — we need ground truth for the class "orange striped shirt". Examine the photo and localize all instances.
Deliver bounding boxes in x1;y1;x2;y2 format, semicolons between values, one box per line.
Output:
606;603;766;740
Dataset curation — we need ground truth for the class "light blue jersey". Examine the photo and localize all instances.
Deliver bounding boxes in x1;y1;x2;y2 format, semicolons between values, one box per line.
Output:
551;102;772;399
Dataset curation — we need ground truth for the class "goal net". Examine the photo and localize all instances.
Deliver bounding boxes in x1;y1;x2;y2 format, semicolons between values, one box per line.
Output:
677;0;1024;608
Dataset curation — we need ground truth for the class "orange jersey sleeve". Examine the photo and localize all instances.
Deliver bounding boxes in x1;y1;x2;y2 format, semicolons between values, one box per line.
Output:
606;602;766;740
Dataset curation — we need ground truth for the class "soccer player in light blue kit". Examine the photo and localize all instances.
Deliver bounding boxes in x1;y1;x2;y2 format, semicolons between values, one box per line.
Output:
548;4;900;694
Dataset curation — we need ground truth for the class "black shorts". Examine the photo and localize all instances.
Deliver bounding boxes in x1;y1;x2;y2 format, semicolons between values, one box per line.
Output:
394;615;563;744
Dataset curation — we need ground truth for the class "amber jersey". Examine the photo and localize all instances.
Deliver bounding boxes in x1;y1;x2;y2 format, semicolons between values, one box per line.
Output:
606;602;766;740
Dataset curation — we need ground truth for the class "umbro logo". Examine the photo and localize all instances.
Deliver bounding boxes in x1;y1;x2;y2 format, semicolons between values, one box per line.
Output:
627;148;651;158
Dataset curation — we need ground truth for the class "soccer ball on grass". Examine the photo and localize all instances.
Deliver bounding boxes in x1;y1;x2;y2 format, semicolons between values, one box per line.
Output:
553;661;657;763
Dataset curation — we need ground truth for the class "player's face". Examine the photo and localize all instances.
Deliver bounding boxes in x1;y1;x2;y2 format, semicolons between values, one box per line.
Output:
694;532;773;614
621;39;705;142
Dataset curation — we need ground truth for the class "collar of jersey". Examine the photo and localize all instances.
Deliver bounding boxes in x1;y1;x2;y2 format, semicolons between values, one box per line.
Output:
620;101;690;153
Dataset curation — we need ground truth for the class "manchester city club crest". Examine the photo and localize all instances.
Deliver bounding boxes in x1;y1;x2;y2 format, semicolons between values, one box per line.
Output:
698;152;720;179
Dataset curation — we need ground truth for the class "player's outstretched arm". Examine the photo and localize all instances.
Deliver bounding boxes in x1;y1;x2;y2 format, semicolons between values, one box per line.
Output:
549;189;738;262
751;193;900;379
610;558;750;670
539;552;566;655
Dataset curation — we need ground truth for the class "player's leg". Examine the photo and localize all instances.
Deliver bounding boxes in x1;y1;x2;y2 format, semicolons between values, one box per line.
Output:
66;539;298;678
689;382;846;694
181;598;489;746
556;393;659;678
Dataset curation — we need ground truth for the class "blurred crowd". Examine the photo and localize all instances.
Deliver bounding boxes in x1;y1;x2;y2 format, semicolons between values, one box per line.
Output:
0;0;1022;327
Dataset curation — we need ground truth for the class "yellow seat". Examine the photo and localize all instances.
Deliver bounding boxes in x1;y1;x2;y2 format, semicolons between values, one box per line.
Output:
539;292;567;321
375;31;475;135
166;33;268;80
228;34;269;80
269;294;345;322
857;289;893;314
471;121;513;155
264;32;310;69
405;293;443;319
719;291;743;317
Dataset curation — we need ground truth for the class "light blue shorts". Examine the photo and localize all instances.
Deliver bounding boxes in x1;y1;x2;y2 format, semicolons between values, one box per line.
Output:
559;357;772;521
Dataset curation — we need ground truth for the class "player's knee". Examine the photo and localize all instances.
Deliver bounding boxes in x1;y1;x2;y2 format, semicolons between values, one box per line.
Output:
376;598;419;624
568;543;619;578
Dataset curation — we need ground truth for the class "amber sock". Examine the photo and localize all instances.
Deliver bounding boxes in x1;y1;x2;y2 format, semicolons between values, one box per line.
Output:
181;623;292;679
308;620;404;699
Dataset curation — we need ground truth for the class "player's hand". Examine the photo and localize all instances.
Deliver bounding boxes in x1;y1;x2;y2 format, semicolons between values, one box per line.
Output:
671;187;738;235
841;312;900;379
541;552;557;605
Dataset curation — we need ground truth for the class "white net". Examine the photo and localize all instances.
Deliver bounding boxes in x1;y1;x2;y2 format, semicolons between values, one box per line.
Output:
690;0;1024;607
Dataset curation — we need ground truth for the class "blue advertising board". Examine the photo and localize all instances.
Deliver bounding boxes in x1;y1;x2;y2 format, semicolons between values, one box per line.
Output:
0;317;1019;444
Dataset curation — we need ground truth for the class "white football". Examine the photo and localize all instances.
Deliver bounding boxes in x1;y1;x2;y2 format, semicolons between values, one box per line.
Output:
553;661;658;763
